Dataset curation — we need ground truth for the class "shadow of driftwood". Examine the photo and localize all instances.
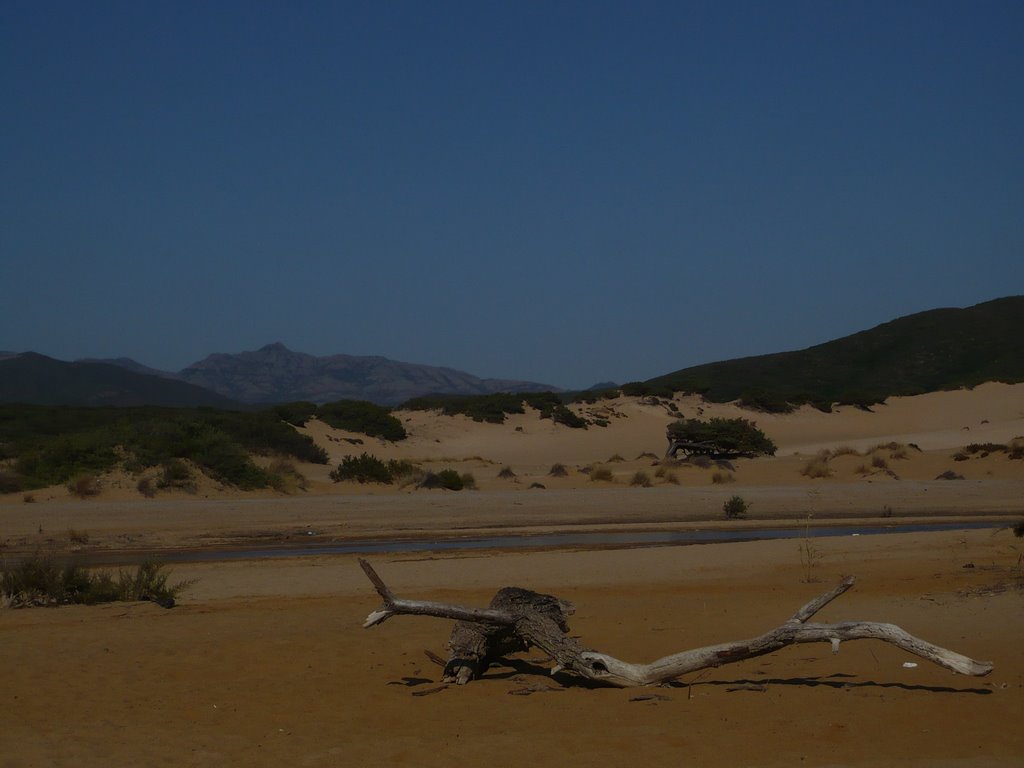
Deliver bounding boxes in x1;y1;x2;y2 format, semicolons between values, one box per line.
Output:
693;674;992;695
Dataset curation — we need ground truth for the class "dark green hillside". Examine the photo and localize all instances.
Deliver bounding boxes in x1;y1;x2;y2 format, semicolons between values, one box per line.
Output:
646;297;1024;412
0;405;328;492
0;353;236;408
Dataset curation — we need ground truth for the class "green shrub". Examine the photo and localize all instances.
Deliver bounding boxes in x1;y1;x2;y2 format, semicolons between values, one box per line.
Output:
317;400;407;441
0;404;328;492
737;391;795;414
667;418;776;458
271;401;319;427
543;403;588;429
401;392;588;429
330;453;394;484
723;495;748;519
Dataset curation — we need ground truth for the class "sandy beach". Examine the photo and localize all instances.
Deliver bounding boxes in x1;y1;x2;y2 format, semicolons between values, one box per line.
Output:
2;384;1023;766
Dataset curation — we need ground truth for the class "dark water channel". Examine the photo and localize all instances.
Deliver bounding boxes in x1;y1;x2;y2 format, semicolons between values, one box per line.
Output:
135;520;1002;564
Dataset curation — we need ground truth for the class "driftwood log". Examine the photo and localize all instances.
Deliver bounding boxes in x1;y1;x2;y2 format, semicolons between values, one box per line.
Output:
359;559;993;687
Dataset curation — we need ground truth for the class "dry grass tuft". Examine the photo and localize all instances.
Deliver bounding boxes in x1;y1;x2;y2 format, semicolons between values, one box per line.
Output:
630;471;652;488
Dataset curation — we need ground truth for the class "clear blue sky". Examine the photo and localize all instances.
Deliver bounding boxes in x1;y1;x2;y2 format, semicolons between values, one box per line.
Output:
2;1;1022;389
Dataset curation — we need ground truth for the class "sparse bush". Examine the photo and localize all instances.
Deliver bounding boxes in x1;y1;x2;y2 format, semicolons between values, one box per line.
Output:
662;471;680;485
723;495;748;519
635;452;658;460
607;454;625;463
137;477;156;498
935;470;965;480
889;446;909;460
830;446;861;458
654;466;666;478
529;482;545;489
801;454;832;479
1007;438;1024;460
157;459;195;491
67;473;100;498
330;453;394;484
871;455;889;470
590;466;614;482
386;459;418;480
1;553;192;608
630;471;652;487
497;466;517;480
22;493;35;503
854;464;870;476
267;459;307;494
548;463;568;477
711;471;734;484
417;469;465;491
0;468;24;494
688;456;713;469
459;472;477;490
952;451;969;462
1012;520;1024;537
67;529;89;544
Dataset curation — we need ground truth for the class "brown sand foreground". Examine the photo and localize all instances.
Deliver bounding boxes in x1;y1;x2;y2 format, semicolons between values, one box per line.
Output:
3;527;1023;767
2;384;1022;765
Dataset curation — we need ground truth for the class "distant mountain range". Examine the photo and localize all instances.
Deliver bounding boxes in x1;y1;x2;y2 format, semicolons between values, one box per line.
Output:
172;343;556;405
0;344;556;407
2;297;1021;409
645;295;1024;410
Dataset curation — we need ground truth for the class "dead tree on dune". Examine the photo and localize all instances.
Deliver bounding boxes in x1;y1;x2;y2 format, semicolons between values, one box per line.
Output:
359;559;992;688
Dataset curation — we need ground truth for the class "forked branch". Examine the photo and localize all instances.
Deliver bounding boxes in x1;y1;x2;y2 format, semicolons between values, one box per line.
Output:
358;559;993;687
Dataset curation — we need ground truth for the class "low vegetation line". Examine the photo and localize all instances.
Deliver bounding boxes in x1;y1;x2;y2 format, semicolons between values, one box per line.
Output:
1;553;194;609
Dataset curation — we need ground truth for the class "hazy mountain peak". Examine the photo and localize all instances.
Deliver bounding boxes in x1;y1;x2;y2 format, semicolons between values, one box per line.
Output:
177;344;557;405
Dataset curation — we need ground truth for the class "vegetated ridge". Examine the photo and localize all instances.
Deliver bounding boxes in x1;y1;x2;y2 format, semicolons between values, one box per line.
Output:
0;353;238;408
643;296;1024;412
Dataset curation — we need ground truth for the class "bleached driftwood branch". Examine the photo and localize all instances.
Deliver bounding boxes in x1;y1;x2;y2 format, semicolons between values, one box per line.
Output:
358;559;992;688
